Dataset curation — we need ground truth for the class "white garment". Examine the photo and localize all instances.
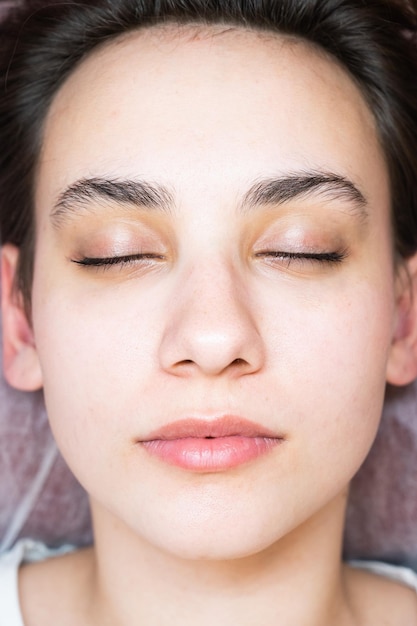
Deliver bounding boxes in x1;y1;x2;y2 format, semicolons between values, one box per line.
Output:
0;539;74;626
1;540;417;625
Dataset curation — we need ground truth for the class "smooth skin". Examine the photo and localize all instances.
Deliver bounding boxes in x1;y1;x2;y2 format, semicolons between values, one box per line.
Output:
2;25;417;626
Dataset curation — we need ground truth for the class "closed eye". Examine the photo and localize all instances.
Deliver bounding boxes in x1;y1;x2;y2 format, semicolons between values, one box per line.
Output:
71;253;165;268
255;250;347;267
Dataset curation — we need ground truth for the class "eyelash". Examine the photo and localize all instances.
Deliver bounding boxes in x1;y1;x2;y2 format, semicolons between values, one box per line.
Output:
72;253;164;268
255;250;347;266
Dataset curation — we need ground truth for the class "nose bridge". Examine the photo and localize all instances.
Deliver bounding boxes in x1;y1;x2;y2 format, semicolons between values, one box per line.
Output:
187;258;243;326
159;257;264;377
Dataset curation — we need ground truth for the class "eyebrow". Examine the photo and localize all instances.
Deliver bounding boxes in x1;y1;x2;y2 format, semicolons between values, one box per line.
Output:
50;171;368;227
241;171;368;219
50;177;174;227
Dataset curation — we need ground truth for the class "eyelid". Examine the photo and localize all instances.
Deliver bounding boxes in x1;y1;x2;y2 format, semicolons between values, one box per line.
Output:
65;216;171;258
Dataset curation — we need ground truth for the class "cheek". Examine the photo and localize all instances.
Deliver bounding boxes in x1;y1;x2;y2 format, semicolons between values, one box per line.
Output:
261;280;395;473
30;279;160;460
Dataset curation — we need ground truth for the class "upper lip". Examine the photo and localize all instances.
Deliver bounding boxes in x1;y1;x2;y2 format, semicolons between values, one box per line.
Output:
141;416;283;441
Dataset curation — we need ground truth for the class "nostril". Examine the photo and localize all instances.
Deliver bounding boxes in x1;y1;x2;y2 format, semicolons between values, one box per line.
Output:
232;358;247;366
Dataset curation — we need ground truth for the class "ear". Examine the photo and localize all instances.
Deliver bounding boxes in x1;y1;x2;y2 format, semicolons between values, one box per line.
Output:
1;244;43;391
386;253;417;386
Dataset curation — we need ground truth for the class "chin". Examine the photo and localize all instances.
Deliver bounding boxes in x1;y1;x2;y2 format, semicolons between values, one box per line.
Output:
125;504;295;561
148;526;279;561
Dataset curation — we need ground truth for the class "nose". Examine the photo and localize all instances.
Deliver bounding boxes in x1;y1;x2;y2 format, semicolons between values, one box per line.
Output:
159;261;265;378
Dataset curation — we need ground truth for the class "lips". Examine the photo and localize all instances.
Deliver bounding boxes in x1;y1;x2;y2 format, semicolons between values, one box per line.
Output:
139;416;284;472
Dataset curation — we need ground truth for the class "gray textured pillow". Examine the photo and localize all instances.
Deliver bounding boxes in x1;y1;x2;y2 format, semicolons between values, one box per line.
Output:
345;382;417;569
0;307;92;551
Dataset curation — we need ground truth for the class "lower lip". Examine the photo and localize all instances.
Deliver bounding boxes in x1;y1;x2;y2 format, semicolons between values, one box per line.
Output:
141;436;280;471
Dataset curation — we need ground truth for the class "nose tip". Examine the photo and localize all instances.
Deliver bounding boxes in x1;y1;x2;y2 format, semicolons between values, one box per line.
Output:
158;272;265;378
169;332;259;377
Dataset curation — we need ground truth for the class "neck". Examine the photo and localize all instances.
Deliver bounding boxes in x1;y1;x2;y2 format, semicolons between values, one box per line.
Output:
86;492;354;626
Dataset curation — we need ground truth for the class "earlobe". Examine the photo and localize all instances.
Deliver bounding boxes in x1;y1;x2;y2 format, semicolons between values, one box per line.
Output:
1;244;43;391
386;253;417;386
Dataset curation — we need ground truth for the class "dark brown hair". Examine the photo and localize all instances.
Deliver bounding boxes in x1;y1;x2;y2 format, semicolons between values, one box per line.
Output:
1;0;417;303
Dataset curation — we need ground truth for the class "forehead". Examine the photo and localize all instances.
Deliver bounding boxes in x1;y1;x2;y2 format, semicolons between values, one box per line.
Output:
36;24;389;217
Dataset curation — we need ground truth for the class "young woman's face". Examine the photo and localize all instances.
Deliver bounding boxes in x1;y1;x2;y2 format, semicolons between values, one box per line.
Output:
29;27;397;558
